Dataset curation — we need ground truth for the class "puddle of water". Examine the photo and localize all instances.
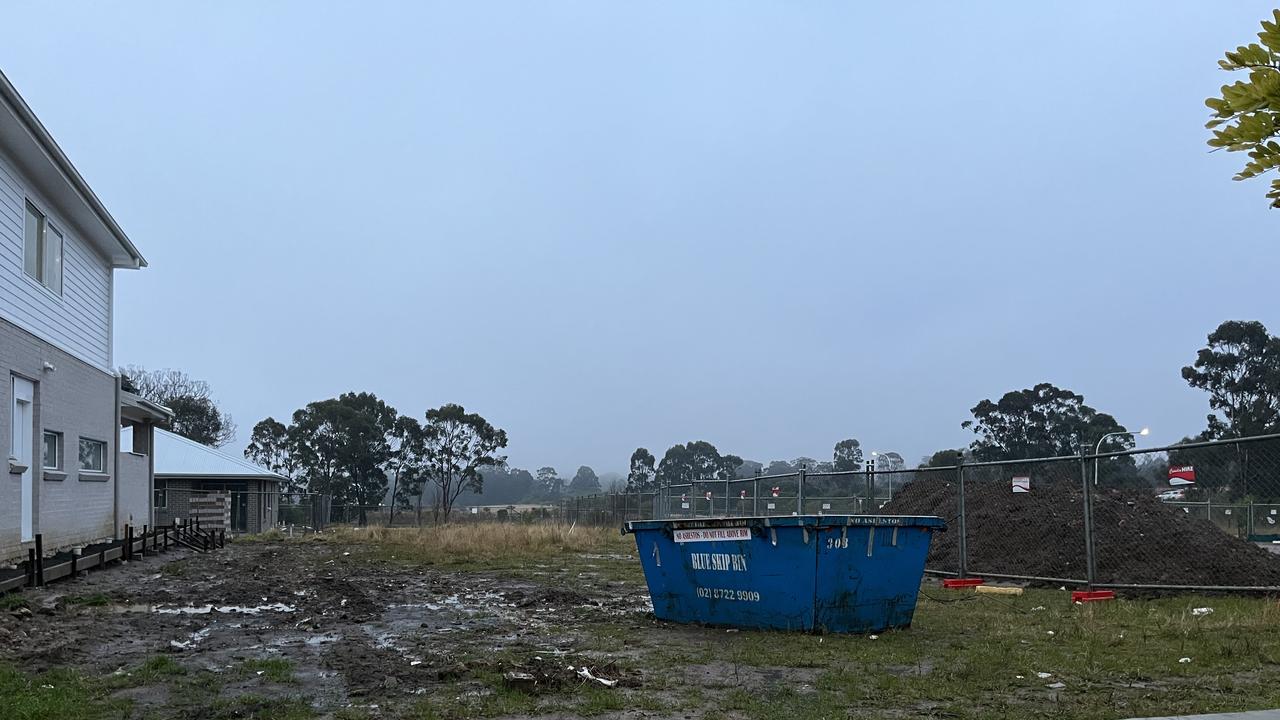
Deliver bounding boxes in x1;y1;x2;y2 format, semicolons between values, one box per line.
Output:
153;603;297;615
170;627;212;650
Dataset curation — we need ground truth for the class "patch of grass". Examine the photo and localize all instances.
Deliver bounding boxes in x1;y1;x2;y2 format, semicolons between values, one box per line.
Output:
0;592;28;611
411;677;544;719
137;656;186;680
159;559;190;577
236;658;296;684
323;523;633;569
203;695;314;720
0;663;131;719
235;529;286;543
65;593;112;607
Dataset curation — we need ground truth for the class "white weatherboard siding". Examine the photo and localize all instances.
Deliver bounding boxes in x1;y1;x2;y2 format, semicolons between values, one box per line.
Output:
0;149;112;370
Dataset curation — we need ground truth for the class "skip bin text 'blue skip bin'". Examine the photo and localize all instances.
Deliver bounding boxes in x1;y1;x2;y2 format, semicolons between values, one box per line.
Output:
624;515;945;633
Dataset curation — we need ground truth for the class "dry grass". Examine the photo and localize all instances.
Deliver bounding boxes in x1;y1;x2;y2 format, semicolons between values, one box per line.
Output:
324;522;633;566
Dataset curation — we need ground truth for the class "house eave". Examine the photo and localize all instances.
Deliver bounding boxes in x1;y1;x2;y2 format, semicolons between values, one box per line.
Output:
0;69;146;269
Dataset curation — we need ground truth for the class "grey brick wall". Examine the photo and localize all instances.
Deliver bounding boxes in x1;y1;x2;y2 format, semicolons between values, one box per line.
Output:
1;316;118;562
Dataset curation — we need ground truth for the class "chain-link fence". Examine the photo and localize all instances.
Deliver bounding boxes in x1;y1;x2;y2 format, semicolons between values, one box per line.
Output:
559;433;1280;593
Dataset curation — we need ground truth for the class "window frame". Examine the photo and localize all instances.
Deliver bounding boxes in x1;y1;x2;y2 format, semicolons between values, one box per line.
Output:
41;430;62;470
154;478;167;509
77;437;106;474
23;199;63;296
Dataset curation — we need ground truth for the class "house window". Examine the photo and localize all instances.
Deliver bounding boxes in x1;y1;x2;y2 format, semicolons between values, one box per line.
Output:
42;431;61;470
23;201;63;295
78;438;106;473
154;479;167;509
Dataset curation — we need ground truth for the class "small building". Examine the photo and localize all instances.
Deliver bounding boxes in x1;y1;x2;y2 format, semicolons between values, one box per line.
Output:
150;429;283;534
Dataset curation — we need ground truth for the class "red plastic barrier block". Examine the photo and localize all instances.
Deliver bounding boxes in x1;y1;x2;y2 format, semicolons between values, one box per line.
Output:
1071;590;1116;603
942;578;985;589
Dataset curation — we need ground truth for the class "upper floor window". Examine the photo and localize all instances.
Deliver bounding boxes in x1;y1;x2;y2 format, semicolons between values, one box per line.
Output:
24;200;63;295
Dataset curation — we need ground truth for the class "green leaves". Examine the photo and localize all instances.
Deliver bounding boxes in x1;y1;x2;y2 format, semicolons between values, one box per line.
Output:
1205;11;1280;208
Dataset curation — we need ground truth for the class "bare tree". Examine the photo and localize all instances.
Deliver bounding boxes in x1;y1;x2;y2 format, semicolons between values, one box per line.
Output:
120;365;237;447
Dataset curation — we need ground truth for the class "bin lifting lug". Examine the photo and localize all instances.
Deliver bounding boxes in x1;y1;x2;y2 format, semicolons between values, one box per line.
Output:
652;542;661;567
802;528;810;545
770;528;777;547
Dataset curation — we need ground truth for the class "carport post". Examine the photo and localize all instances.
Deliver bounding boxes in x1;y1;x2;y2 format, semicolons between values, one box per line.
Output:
1080;443;1097;587
140;525;147;558
956;454;968;579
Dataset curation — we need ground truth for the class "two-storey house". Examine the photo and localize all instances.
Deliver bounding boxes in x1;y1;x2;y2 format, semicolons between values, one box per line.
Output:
1;69;164;562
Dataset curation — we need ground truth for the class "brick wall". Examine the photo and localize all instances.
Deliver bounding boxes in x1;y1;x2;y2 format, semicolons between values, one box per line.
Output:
1;317;118;562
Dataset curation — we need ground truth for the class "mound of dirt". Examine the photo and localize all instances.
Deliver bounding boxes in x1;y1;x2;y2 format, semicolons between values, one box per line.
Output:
884;477;1280;587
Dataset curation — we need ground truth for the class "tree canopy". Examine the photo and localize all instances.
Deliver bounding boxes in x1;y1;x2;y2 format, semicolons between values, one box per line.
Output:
568;465;601;495
626;448;657;492
419;403;509;520
833;438;864;472
962;383;1130;461
1182;320;1280;439
1206;10;1280;208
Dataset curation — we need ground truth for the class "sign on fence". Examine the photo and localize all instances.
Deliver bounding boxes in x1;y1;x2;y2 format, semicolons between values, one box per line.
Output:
1012;476;1031;493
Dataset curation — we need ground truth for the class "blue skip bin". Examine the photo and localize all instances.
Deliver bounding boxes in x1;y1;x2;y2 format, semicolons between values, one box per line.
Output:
623;515;945;633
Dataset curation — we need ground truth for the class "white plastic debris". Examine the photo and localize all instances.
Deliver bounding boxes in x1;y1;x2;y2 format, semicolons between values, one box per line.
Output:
576;666;617;687
1015;675;1025;679
1046;631;1056;636
869;635;879;640
40;684;54;689
1036;672;1052;679
1191;607;1214;617
410;660;422;666
1030;606;1046;612
343;552;351;556
1047;682;1066;689
256;671;265;676
1179;657;1192;664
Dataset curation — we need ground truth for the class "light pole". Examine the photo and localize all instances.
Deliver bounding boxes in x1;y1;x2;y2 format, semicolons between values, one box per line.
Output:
1093;427;1149;486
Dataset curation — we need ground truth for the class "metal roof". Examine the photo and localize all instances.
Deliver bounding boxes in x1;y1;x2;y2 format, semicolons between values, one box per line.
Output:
153;428;285;482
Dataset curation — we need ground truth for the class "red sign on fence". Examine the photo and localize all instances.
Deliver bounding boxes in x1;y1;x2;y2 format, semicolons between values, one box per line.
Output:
771;486;780;497
1168;465;1196;486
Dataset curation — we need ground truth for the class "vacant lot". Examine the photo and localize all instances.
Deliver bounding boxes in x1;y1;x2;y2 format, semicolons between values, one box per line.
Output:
3;524;1280;720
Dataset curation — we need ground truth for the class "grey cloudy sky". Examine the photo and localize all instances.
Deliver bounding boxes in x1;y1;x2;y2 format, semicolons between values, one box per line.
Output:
2;2;1275;474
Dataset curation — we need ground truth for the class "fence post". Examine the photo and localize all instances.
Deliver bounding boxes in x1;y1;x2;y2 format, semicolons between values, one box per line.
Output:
34;534;44;586
867;460;876;514
956;454;968;579
1080;443;1098;587
27;548;36;587
797;467;806;515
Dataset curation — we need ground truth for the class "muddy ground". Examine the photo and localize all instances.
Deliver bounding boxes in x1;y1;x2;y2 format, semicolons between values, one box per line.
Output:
7;535;1280;720
0;539;677;717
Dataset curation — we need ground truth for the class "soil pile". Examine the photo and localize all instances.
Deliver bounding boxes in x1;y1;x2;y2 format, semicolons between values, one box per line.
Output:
884;476;1280;587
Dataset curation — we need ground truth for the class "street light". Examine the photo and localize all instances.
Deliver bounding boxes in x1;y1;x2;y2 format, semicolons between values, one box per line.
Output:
1093;427;1150;486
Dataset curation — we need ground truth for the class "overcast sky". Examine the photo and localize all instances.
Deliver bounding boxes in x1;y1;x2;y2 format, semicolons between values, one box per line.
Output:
3;3;1275;474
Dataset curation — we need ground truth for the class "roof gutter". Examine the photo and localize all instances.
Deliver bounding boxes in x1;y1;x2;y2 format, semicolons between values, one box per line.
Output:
0;70;146;268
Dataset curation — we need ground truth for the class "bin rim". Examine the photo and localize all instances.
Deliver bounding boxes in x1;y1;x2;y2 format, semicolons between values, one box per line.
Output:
622;514;945;534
